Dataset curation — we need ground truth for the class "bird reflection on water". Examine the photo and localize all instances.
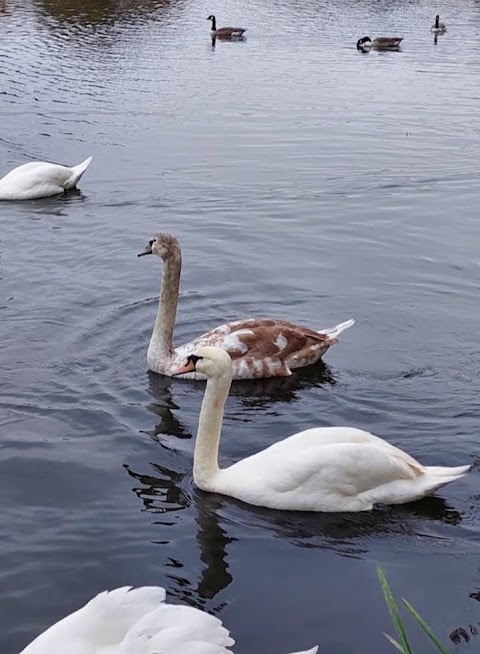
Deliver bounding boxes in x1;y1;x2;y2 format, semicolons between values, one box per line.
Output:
146;360;336;440
125;463;234;609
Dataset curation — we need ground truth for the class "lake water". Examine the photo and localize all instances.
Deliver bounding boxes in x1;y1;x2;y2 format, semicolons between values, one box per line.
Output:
1;0;480;651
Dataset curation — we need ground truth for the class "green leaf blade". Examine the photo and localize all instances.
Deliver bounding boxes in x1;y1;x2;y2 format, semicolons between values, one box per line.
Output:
402;598;451;654
377;567;413;654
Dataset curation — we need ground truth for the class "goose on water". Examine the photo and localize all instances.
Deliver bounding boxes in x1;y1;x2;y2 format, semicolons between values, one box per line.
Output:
19;585;318;654
357;36;403;51
138;232;354;380
0;156;92;200
174;346;470;512
207;15;246;38
431;15;447;33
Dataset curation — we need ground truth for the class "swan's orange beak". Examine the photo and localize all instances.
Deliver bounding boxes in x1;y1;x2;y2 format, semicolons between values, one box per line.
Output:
174;359;196;375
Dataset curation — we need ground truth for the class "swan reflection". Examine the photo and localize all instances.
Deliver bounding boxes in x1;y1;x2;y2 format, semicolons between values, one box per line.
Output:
146;360;336;439
124;463;233;608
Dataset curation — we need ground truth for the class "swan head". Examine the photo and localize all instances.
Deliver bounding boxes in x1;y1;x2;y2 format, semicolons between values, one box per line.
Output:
174;346;233;379
137;232;181;261
357;36;371;49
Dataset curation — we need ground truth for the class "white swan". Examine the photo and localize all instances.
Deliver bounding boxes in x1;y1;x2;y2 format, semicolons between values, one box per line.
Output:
138;232;354;380
0;156;92;200
20;585;318;654
174;347;471;512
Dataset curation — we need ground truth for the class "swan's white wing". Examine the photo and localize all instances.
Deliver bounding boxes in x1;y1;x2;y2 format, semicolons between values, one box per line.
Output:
221;440;423;511
247;426;423;475
20;586;166;654
258;426;395;452
268;441;422;496
120;604;234;653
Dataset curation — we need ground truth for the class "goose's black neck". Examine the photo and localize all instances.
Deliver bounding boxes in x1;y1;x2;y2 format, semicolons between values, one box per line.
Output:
210;15;216;31
435;15;440;27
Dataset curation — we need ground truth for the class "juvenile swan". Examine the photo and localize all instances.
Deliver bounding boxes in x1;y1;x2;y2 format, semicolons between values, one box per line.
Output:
20;585;318;654
0;156;92;200
138;232;354;380
175;347;471;512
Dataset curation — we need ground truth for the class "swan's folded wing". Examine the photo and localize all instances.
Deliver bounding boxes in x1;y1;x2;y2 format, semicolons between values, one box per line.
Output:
192;319;330;375
21;586;166;654
121;604;234;653
269;442;423;497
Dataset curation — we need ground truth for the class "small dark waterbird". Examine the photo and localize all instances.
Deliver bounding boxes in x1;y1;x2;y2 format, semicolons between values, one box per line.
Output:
431;15;447;33
357;36;403;51
207;14;246;38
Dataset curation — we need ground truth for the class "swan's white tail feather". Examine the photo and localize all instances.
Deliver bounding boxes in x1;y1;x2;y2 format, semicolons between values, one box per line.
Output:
319;318;355;340
64;155;93;189
412;464;470;498
285;648;319;654
426;464;470;478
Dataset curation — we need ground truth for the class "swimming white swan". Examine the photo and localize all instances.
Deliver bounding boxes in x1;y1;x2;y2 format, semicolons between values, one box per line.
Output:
138;232;354;380
175;347;471;512
0;156;92;200
19;585;318;654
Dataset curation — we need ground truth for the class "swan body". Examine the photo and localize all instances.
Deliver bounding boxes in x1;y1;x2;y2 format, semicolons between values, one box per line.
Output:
0;156;92;200
431;15;447;33
19;585;318;654
207;15;246;38
175;347;471;512
138;233;354;380
357;36;403;51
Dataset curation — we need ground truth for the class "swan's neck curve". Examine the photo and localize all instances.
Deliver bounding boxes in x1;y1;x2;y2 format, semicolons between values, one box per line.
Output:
193;370;232;490
150;251;181;357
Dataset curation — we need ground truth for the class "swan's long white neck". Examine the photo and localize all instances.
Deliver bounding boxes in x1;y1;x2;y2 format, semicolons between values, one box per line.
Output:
193;370;232;489
150;251;182;356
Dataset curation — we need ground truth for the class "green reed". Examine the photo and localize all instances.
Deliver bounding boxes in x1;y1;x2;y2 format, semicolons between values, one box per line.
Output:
378;567;451;654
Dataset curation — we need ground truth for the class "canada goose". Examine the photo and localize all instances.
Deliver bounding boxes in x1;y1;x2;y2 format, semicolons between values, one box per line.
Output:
431;15;447;33
207;15;246;38
357;36;403;51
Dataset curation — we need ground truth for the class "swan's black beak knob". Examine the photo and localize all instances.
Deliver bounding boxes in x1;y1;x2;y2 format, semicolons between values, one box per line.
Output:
137;244;153;257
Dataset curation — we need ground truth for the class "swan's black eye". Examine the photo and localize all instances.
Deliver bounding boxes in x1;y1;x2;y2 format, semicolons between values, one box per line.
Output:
187;354;202;366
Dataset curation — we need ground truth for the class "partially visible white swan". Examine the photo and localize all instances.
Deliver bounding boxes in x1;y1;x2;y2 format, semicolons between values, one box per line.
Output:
175;347;471;512
19;585;318;654
0;156;92;200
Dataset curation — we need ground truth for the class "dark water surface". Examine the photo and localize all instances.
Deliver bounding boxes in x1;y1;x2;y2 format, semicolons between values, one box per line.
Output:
1;0;480;651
